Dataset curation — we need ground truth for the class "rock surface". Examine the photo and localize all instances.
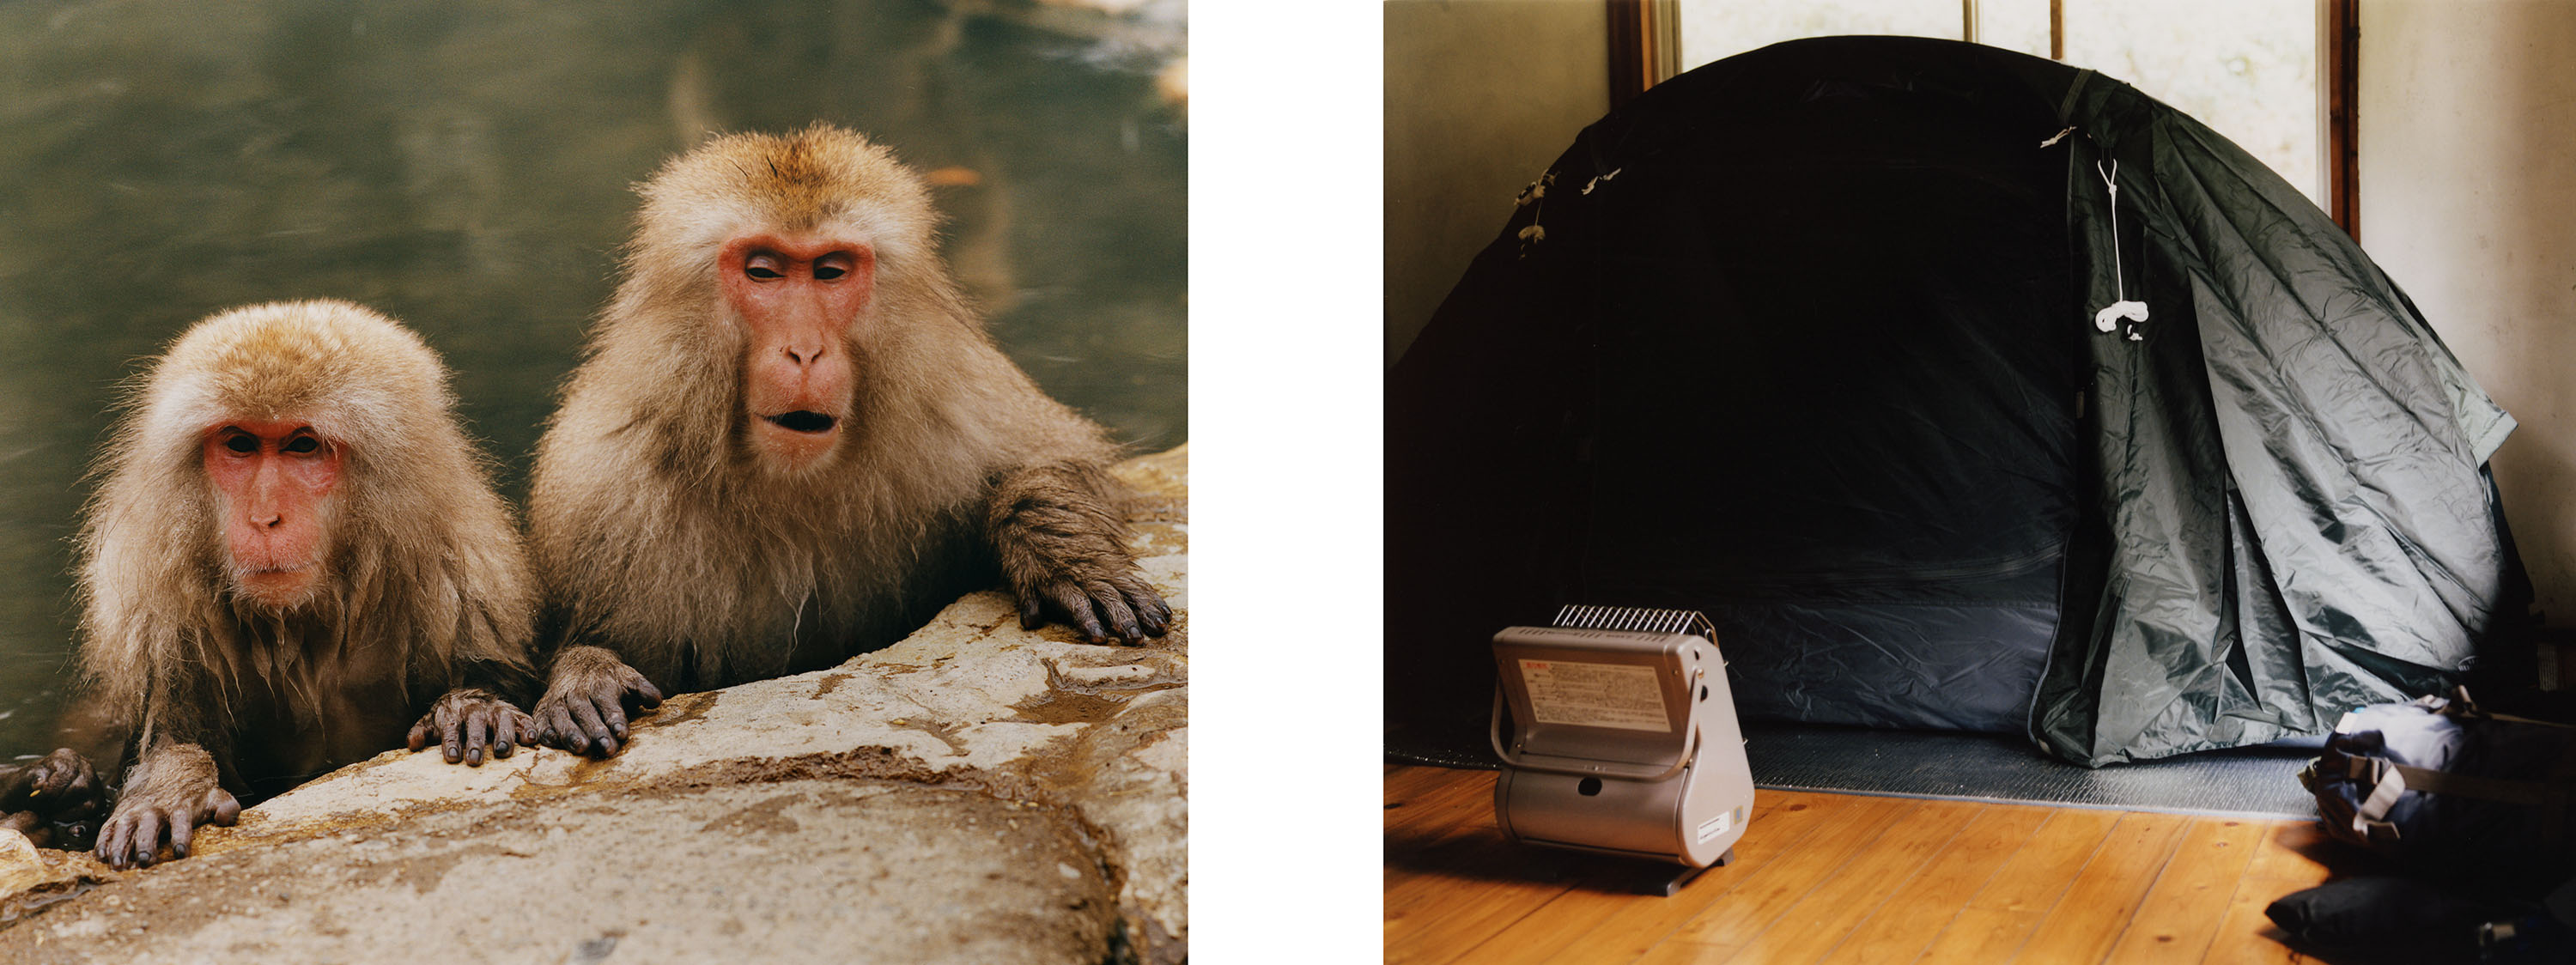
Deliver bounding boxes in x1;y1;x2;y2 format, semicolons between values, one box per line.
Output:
0;446;1189;964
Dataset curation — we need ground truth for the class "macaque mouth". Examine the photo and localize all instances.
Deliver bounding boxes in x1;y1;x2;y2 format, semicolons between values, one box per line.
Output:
764;410;838;434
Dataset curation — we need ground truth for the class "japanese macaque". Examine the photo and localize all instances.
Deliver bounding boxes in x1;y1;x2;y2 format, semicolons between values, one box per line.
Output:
73;300;538;868
526;124;1169;756
0;749;103;849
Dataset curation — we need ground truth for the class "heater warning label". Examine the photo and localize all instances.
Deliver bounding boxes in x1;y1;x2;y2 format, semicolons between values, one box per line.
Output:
1518;659;1668;731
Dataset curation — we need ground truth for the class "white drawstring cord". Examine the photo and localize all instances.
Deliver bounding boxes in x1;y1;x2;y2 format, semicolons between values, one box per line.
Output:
2091;158;2150;340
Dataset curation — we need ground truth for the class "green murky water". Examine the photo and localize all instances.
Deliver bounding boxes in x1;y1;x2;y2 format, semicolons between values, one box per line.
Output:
0;0;1188;757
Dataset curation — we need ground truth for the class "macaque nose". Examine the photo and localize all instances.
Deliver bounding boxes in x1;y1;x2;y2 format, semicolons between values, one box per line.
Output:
784;342;826;367
252;512;283;528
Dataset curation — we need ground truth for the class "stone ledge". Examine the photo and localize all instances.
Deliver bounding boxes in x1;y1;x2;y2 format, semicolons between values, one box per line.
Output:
0;445;1188;965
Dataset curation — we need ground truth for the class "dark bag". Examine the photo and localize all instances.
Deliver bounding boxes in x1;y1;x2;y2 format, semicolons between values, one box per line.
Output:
2301;689;2576;888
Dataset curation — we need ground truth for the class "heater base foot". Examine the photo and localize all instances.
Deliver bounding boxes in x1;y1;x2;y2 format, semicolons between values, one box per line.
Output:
1645;848;1732;897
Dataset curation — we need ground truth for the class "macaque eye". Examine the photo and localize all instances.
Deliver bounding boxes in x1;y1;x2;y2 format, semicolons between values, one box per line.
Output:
744;253;786;282
283;435;321;455
813;252;857;282
222;434;258;455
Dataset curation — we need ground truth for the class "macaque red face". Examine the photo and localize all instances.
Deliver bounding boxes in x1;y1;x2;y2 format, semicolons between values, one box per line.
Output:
720;234;875;471
200;419;342;610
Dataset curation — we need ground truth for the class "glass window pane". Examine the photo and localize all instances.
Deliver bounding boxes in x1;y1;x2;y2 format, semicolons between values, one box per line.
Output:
1677;0;1962;71
1973;0;2050;59
2062;0;2321;204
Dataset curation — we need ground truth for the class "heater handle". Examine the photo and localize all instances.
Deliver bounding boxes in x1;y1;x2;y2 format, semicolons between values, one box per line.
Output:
1490;689;1695;781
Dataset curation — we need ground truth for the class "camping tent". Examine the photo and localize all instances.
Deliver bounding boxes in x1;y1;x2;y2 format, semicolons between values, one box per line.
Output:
1385;36;2529;766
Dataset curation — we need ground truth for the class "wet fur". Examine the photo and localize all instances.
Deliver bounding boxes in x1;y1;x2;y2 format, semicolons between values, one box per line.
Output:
528;124;1140;692
73;300;537;803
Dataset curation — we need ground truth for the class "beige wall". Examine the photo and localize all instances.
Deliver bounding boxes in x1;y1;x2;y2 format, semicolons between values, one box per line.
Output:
2359;0;2576;617
1383;0;1608;366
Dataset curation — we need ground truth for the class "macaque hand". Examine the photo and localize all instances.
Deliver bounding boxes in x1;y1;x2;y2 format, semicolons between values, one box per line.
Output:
1015;555;1173;646
407;688;538;767
97;773;239;870
533;646;664;759
0;747;104;824
0;749;106;848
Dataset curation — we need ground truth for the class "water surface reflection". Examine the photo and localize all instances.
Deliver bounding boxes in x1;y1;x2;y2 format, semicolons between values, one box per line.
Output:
0;0;1188;757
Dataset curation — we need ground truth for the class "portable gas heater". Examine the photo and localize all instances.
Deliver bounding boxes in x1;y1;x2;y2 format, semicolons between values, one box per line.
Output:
1490;605;1753;895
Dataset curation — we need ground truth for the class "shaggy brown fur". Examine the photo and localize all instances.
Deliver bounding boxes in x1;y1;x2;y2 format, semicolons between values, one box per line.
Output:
72;300;538;867
526;125;1166;756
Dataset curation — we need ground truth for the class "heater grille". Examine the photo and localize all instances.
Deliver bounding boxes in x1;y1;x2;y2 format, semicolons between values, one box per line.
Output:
1551;604;1716;640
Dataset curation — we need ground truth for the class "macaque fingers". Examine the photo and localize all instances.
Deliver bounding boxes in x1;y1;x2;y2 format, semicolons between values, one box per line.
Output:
629;674;665;712
95;817;125;867
29;749;101;810
442;717;465;764
1042;581;1110;641
533;700;576;752
533;651;659;756
1121;585;1171;636
493;708;528;757
415;690;541;766
598;695;628;740
1084;580;1144;640
1018;591;1047;631
568;697;618;757
127;810;164;868
465;707;493;766
204;788;240;826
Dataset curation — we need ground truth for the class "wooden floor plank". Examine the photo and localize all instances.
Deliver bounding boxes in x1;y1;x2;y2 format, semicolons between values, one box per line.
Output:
1819;804;2056;965
2104;816;2269;963
1917;906;2050;963
1455;798;1795;965
2011;811;2194;963
2198;878;2312;965
1382;765;2350;965
1724;799;1987;964
1383;772;1580;965
2241;821;2373;889
1384;832;1580;965
1384;768;1495;841
1909;807;2121;962
1384;794;1502;897
1532;792;1871;965
2204;821;2369;965
1650;796;1920;953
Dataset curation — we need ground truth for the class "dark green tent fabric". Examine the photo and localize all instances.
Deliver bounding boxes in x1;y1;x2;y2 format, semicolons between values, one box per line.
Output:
1383;36;2527;768
2038;64;2519;763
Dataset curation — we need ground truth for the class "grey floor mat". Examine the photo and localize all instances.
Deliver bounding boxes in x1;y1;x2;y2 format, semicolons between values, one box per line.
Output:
1744;722;2323;820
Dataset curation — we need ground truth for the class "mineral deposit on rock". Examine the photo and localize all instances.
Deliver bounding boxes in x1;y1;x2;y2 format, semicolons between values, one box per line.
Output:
0;446;1189;965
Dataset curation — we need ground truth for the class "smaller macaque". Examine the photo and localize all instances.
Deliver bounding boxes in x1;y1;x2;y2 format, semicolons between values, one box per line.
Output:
73;300;539;868
0;749;103;849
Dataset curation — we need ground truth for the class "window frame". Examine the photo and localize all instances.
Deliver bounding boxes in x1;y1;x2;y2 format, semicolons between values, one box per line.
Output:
1604;0;2361;240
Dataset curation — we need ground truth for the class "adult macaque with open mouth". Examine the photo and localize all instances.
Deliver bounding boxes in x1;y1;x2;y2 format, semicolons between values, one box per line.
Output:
526;124;1169;757
73;301;540;868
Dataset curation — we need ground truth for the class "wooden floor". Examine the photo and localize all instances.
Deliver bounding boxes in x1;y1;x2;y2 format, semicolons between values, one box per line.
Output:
1384;765;2376;964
